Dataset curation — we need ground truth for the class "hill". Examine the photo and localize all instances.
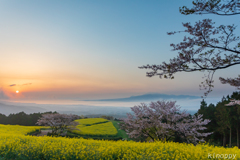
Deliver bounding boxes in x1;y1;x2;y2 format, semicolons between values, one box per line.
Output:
85;93;200;102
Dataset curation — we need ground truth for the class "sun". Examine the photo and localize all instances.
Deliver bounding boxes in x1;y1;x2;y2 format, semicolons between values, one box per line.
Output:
16;90;19;93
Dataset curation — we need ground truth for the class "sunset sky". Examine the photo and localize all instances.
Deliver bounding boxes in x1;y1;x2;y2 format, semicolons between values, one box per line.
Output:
0;0;239;102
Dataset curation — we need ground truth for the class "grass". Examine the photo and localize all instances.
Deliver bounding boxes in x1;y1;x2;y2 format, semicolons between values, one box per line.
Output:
110;120;131;140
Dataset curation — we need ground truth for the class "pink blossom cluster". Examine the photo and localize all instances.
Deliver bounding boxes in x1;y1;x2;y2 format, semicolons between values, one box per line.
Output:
36;113;80;135
139;0;240;98
123;100;212;144
225;99;240;106
220;75;240;90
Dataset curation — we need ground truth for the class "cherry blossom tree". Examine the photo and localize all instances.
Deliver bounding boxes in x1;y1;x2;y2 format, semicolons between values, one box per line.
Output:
139;0;240;98
225;99;240;106
122;100;212;144
36;113;80;135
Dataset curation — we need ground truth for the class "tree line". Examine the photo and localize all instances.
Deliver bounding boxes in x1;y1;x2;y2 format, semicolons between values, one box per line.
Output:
0;111;58;126
196;91;240;148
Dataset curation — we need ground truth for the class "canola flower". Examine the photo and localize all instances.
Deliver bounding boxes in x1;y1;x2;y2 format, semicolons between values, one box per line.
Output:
75;118;108;125
0;124;42;135
0;124;239;159
72;118;118;136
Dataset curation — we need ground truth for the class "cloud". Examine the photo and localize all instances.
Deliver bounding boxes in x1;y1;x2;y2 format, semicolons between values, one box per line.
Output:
9;83;32;87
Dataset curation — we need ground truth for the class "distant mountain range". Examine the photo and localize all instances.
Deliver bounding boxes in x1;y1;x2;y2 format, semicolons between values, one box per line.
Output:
84;93;200;102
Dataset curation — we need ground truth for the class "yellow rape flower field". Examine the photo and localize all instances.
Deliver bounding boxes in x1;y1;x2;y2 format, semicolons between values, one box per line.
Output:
0;124;42;135
74;118;108;125
0;124;239;159
71;118;118;136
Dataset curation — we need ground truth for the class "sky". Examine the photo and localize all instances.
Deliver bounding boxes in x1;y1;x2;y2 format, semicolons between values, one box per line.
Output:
0;0;239;103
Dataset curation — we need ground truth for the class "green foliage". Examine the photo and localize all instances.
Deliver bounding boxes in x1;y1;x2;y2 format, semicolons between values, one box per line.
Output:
110;120;131;141
0;111;58;126
26;129;41;136
198;91;240;147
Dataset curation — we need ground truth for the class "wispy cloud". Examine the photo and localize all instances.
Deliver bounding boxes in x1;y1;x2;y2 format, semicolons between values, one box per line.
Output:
9;83;32;87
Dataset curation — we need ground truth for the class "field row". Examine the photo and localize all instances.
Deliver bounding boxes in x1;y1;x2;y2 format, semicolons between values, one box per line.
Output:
0;124;43;135
0;134;239;160
71;118;118;136
74;118;108;125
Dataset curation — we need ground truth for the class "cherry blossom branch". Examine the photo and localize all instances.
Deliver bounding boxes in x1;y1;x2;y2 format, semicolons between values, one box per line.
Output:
180;0;240;16
140;18;240;97
219;74;240;89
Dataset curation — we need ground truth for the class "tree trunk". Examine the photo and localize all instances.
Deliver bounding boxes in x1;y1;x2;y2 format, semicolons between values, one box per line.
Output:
237;125;239;149
223;134;226;147
229;127;232;148
221;134;223;146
